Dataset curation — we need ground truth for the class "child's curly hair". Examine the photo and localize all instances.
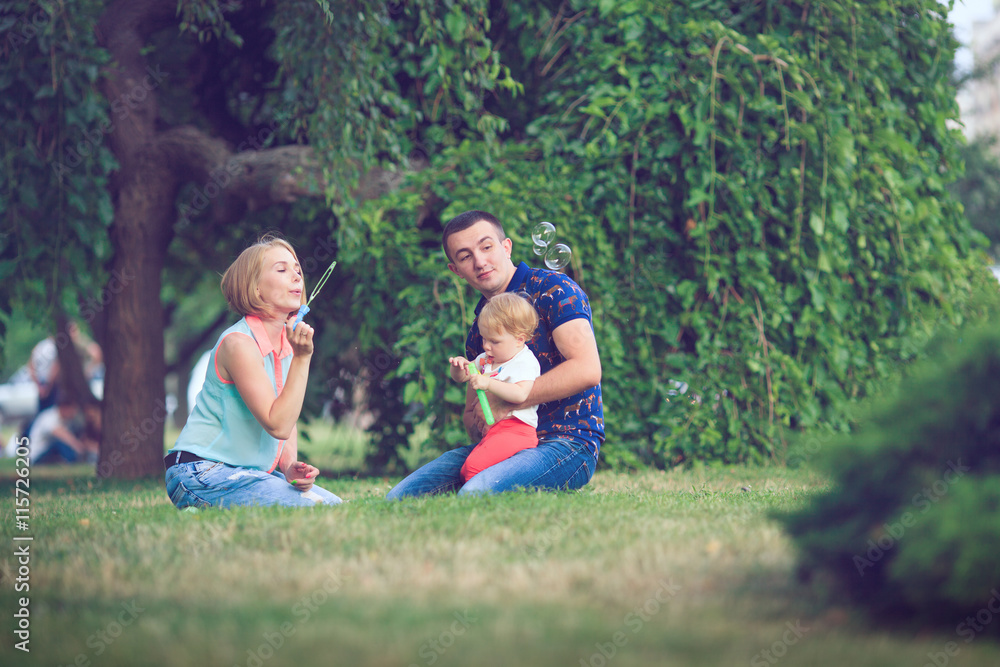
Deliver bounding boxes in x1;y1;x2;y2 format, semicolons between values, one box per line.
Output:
478;292;538;339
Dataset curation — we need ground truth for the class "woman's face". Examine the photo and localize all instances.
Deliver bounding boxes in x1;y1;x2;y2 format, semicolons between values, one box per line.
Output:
257;246;303;319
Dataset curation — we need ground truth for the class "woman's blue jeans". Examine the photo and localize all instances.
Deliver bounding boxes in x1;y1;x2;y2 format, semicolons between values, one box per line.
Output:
165;459;342;509
386;435;598;499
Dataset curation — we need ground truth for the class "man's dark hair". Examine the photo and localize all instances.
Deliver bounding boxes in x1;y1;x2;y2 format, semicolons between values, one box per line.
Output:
441;210;506;261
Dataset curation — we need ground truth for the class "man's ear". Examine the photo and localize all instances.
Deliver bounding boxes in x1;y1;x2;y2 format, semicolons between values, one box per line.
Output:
503;237;513;258
447;262;459;276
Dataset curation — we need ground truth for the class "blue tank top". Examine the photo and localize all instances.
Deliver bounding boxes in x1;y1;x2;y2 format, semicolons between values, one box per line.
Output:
169;316;293;471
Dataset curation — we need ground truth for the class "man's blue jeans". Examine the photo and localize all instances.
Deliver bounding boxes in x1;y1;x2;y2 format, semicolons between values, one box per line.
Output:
165;459;342;509
386;435;598;499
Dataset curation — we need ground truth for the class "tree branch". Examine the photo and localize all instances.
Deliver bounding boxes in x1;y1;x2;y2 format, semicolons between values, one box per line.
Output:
156;125;426;225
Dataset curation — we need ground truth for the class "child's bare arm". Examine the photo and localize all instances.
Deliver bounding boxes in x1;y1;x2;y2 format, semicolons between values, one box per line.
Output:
469;375;534;404
448;356;472;383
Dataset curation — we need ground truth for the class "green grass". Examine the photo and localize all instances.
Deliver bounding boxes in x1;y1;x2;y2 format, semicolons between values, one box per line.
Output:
296;418;371;472
295;418;440;473
1;462;999;666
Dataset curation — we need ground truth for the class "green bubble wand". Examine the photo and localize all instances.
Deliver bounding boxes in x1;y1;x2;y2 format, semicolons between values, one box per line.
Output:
292;260;337;331
468;363;495;426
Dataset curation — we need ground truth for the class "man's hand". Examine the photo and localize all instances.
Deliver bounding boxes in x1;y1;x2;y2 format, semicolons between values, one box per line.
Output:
468;391;513;437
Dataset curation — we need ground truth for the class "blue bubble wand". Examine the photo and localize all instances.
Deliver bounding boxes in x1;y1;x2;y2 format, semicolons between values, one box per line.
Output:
292;260;337;331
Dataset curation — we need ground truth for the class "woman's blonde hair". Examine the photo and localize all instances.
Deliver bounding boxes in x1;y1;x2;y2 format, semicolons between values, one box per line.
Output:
478;292;538;340
220;234;306;316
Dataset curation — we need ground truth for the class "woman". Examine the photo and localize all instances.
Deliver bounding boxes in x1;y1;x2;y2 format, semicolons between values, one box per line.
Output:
165;235;342;508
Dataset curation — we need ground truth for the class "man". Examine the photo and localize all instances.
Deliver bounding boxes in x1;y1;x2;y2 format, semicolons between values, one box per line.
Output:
386;210;604;497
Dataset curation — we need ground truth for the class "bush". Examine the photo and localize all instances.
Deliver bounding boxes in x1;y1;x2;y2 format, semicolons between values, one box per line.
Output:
779;305;1000;630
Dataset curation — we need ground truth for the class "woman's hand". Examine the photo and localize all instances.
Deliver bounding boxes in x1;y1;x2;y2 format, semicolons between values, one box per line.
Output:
285;317;314;358
284;460;319;491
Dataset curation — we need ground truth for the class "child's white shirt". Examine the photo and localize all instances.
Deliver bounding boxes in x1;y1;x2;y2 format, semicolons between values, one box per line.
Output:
474;345;541;428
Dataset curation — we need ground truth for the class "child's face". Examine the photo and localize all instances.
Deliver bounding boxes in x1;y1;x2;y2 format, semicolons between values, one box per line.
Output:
479;323;525;365
257;246;304;319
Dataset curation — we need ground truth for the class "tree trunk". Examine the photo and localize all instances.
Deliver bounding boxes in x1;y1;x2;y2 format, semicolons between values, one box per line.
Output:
98;153;175;478
95;0;177;478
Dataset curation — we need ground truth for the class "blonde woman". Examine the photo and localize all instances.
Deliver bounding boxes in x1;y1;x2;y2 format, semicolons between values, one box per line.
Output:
165;235;342;508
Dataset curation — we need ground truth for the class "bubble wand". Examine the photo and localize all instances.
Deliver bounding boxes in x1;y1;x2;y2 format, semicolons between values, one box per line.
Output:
468;363;495;426
289;259;336;489
292;260;337;331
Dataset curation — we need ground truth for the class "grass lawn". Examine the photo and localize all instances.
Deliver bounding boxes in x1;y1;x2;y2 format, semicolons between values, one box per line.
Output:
1;444;998;666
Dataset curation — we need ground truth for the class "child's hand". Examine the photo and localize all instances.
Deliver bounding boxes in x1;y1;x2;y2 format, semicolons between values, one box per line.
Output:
284;461;319;491
448;356;472;382
469;373;490;392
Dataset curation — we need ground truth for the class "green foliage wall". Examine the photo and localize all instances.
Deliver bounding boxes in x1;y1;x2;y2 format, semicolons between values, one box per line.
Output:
323;0;985;469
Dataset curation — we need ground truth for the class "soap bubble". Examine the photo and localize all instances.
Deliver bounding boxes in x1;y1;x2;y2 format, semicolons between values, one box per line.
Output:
665;379;689;403
533;243;547;256
531;221;556;248
544;243;572;271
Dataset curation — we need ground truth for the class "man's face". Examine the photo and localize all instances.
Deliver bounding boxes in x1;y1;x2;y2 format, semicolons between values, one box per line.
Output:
446;220;514;298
